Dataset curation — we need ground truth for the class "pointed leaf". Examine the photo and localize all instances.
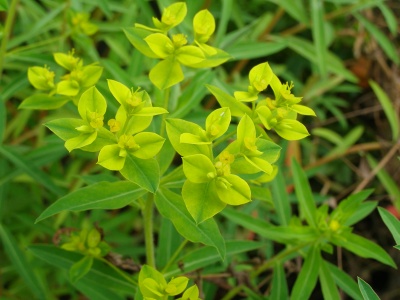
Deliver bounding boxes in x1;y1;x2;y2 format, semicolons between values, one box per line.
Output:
319;260;340;300
120;154;160;193
216;174;251;205
358;277;380;300
36;181;145;222
155;188;226;259
182;180;226;224
19;94;69;110
292;158;317;227
183;154;215;183
291;246;321;300
378;207;400;245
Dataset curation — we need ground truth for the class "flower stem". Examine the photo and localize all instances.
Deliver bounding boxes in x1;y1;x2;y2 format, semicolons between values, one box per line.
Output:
251;241;313;278
143;193;155;267
0;0;19;83
161;239;188;274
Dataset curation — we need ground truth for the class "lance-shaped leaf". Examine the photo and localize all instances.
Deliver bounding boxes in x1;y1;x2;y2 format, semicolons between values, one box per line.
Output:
154;188;226;259
206;84;251;117
120;154;160;193
53;52;82;71
332;231;396;268
215;174;251;205
35;181;146;222
69;256;93;283
183;154;216;183
124;27;158;58
205;107;231;140
19;94;69;110
182;180;226;224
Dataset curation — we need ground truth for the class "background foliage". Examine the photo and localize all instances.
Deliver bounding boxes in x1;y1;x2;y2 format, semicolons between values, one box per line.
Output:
0;0;399;299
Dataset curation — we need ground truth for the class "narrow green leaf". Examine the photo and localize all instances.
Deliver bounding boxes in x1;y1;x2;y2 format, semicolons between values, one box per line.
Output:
120;155;160;193
156;218;183;269
221;207;317;243
291;246;321;300
358;277;381;300
326;262;362;300
378;207;400;245
270;262;288;300
333;232;396;268
28;245;136;294
225;41;287;60
206;84;252;117
36;181;145;223
0;224;46;299
377;3;398;36
367;154;400;211
344;201;378;226
271;171;291;225
0;145;65;196
164;240;263;278
319;260;340;300
268;0;308;24
311;0;327;77
18;94;69;110
155;188;226;260
70;256;93;283
0;100;5;143
369;80;399;141
0;0;8;11
356;14;399;65
292;158;317;227
171;69;215;118
74;280;126;300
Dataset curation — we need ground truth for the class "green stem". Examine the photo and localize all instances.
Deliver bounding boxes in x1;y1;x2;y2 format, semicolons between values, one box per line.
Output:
251;241;313;278
220;284;245;300
100;258;138;286
212;129;236;148
159;87;171;138
161;239;188;274
0;0;19;83
143;193;155;267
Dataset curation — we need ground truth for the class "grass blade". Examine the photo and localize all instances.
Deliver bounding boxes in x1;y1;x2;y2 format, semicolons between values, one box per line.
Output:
311;0;327;77
0;224;47;299
369;80;399;141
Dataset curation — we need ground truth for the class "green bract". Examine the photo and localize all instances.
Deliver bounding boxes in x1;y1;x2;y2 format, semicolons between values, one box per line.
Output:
21;50;103;110
167;109;280;223
126;2;230;89
138;265;198;300
208;62;316;140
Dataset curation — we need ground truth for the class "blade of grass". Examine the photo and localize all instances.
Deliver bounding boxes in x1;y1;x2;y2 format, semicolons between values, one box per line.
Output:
355;13;399;65
0;145;65;196
0;224;47;299
369;80;399;141
311;0;327;77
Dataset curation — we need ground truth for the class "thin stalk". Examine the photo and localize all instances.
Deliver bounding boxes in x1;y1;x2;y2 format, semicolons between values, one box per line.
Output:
100;258;138;286
0;0;19;83
220;284;245;300
159;87;171;138
143;193;155;267
161;239;188;274
251;241;313;278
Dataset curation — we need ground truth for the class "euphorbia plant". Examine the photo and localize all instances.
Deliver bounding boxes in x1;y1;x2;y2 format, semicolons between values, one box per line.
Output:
21;2;397;300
